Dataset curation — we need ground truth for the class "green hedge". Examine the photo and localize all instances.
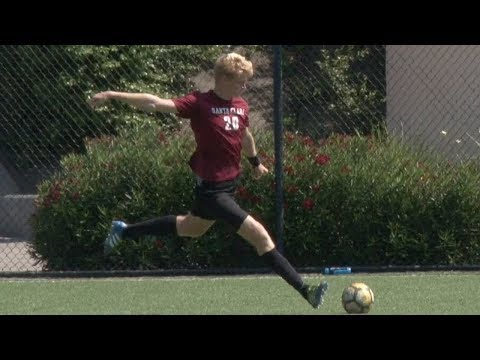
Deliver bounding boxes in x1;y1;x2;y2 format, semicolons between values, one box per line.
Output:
31;125;480;270
282;45;385;137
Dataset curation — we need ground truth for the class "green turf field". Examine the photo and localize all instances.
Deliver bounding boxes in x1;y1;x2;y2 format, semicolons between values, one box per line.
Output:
0;272;478;314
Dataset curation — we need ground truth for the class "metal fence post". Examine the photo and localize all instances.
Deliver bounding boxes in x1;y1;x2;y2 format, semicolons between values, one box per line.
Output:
273;45;284;254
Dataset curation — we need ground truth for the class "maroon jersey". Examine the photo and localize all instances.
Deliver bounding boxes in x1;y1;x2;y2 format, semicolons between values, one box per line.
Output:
173;90;249;182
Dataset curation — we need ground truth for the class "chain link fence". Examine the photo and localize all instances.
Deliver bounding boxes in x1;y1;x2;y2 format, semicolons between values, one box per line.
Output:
1;45;479;273
0;45;273;272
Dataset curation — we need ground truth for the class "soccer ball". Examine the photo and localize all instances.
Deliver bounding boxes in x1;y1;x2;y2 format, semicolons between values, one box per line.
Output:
342;282;375;314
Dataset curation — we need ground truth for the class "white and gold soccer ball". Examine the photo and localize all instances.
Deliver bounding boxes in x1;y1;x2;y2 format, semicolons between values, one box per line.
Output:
341;282;375;314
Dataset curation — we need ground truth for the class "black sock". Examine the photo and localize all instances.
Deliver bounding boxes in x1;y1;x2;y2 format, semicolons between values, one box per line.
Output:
261;248;308;298
123;215;177;238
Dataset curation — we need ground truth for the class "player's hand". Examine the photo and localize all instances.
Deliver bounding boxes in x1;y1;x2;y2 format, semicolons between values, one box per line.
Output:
253;164;269;179
88;91;112;109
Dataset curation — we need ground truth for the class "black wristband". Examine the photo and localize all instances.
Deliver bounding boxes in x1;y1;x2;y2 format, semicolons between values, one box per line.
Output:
247;155;261;167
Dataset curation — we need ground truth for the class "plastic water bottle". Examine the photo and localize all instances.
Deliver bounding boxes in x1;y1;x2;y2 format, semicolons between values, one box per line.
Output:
323;267;352;275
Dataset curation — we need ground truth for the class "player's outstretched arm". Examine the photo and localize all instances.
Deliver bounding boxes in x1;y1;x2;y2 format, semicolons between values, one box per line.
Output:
88;91;177;114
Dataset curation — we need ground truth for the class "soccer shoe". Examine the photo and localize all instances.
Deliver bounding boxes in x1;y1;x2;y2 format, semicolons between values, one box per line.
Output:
306;281;329;309
104;220;127;256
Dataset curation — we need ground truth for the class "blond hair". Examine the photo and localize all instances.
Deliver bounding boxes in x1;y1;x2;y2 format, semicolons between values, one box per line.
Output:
214;52;254;80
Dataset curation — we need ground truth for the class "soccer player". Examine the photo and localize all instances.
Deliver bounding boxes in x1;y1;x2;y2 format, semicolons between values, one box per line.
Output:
88;52;328;308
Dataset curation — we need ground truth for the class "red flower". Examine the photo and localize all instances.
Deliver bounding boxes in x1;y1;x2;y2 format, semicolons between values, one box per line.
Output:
286;133;295;144
303;136;315;147
303;198;315;210
315;154;331;166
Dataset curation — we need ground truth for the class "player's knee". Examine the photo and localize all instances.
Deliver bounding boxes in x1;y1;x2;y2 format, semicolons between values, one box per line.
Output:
238;216;275;254
243;216;268;237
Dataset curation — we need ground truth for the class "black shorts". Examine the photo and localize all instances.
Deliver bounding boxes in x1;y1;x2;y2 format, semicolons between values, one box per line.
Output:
190;176;249;231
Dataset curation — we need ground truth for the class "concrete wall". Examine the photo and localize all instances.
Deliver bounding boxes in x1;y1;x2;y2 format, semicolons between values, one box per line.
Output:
0;162;18;195
386;45;480;161
0;195;37;239
0;161;36;240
